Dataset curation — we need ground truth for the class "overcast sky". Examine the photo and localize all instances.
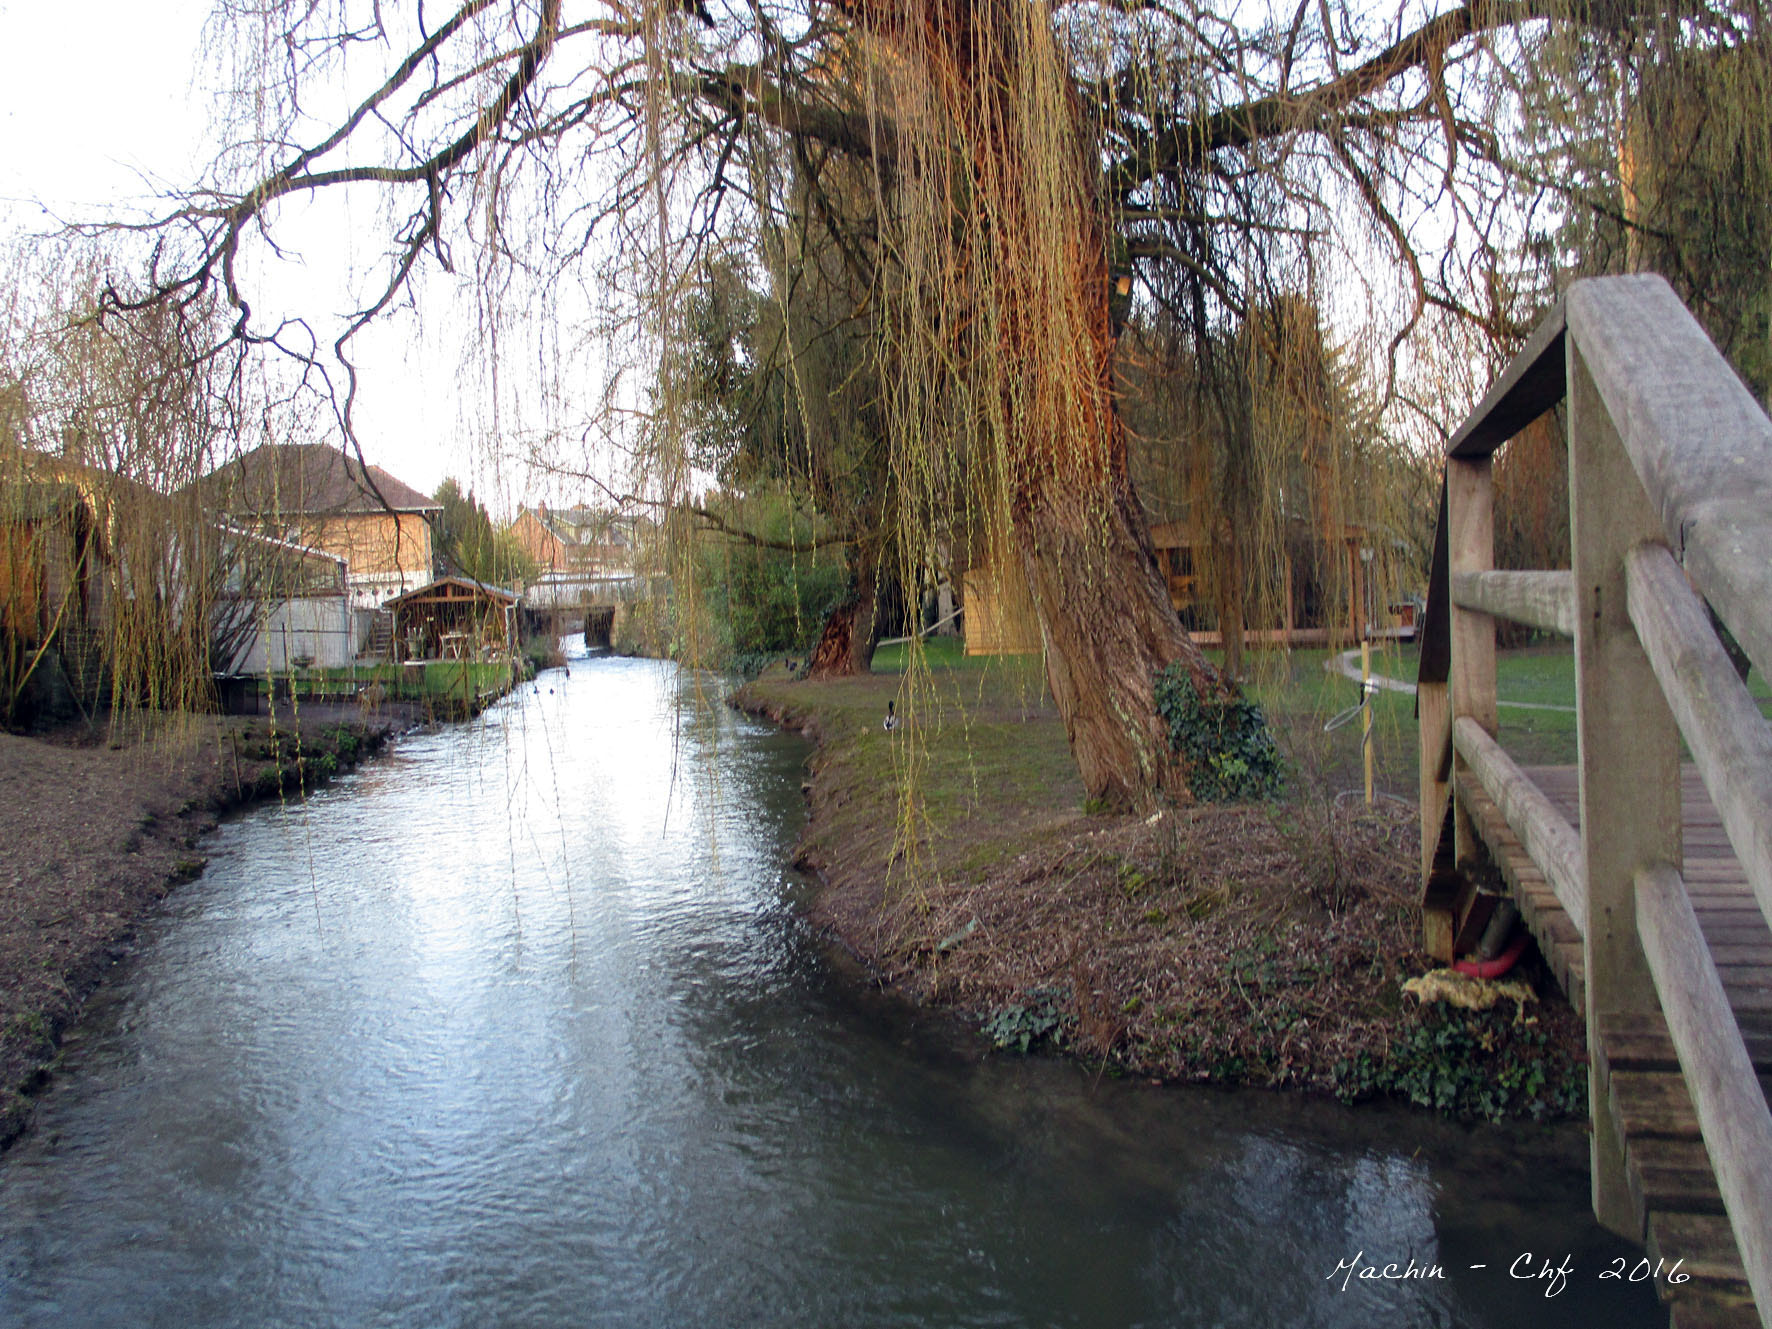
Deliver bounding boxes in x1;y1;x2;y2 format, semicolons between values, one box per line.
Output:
0;0;561;512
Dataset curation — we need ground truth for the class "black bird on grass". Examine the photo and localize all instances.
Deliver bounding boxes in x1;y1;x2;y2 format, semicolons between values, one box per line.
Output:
883;700;898;732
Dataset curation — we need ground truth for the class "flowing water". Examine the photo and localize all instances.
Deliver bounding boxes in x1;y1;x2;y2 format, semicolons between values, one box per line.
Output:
0;652;1663;1327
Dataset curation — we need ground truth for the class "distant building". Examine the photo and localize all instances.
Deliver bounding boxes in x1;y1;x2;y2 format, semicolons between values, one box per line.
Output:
211;527;353;674
198;443;440;611
509;504;636;578
1147;517;1412;647
960;560;1043;657
961;518;1409;659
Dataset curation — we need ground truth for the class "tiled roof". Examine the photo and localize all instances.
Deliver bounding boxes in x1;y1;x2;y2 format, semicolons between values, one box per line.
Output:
201;443;438;516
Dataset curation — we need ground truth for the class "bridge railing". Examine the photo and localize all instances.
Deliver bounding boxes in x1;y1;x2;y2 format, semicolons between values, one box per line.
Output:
519;572;650;611
1416;275;1772;1322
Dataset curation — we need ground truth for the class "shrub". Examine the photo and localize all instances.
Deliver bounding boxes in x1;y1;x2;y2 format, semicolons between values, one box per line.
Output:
1154;663;1283;801
1332;1006;1587;1121
981;986;1074;1053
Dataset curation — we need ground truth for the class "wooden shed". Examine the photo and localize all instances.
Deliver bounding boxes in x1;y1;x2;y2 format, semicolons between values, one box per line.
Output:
1;453;140;716
960;561;1043;656
1148;517;1382;648
385;576;518;662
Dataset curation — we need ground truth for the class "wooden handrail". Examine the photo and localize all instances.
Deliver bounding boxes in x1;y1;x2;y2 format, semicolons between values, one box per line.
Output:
1637;863;1772;1320
1446;299;1567;460
1450;570;1575;638
1626;542;1772;930
1417;297;1570;684
1568;277;1772;684
1415;276;1772;1319
1453;717;1587;935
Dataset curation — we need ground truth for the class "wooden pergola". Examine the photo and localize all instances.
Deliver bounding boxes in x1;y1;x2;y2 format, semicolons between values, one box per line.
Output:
384;575;518;661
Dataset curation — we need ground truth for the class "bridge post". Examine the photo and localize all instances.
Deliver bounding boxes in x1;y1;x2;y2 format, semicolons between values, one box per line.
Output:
1568;340;1683;1238
1447;456;1497;872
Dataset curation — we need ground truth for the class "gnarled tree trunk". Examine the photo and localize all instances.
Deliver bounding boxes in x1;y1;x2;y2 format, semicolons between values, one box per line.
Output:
1013;454;1216;810
805;568;879;677
969;5;1220;809
805;529;883;677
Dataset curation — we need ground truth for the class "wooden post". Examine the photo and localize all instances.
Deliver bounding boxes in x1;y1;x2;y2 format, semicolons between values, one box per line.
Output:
1418;477;1457;960
1418;677;1452;881
1282;555;1295;643
1568;342;1683;1238
1361;639;1374;805
1447;456;1497;869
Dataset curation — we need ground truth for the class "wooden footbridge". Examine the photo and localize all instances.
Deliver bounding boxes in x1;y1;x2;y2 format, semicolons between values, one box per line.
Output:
1416;276;1772;1328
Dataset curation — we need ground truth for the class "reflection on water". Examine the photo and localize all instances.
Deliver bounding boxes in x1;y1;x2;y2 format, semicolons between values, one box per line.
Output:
0;652;1660;1328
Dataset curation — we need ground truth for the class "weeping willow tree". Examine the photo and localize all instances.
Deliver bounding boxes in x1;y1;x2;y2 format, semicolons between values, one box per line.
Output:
1122;291;1383;681
2;281;220;727
85;0;1772;804
675;163;901;677
0;259;319;731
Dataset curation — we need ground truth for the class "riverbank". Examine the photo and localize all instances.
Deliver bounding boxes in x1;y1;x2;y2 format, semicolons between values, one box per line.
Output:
736;657;1589;1120
0;707;406;1148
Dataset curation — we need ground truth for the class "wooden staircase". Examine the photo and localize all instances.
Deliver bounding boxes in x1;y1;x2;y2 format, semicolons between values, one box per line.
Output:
363;610;393;660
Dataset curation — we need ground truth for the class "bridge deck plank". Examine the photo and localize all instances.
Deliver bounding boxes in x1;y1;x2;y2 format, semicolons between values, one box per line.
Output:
1514;765;1772;1066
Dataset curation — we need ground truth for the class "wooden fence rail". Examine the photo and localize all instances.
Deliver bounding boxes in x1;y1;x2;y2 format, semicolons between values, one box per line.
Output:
1416;275;1772;1328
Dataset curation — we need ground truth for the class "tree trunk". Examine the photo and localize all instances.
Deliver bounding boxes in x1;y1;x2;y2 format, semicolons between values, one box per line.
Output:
804;584;877;676
805;547;880;678
1014;461;1217;811
847;0;1230;808
990;31;1222;810
1219;531;1246;681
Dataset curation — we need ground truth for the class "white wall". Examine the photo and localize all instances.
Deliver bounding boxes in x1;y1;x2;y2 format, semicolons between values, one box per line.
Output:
223;596;355;673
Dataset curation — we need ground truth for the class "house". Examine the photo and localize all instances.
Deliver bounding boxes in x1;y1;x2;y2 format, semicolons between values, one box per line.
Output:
509;504;635;578
198;443;440;612
210;527;353;674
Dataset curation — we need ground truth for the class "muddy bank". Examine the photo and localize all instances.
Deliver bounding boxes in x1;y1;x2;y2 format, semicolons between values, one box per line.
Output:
736;665;1588;1121
0;709;406;1148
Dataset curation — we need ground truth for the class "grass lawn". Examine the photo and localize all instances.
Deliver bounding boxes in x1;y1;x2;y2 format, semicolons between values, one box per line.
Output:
870;635;1425;800
262;660;519;706
868;634;1770;801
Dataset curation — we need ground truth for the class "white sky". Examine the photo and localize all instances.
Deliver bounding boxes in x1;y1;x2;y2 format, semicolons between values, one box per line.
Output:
0;0;571;514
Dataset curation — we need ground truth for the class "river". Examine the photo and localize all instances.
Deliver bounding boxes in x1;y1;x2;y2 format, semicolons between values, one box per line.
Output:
0;652;1663;1327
